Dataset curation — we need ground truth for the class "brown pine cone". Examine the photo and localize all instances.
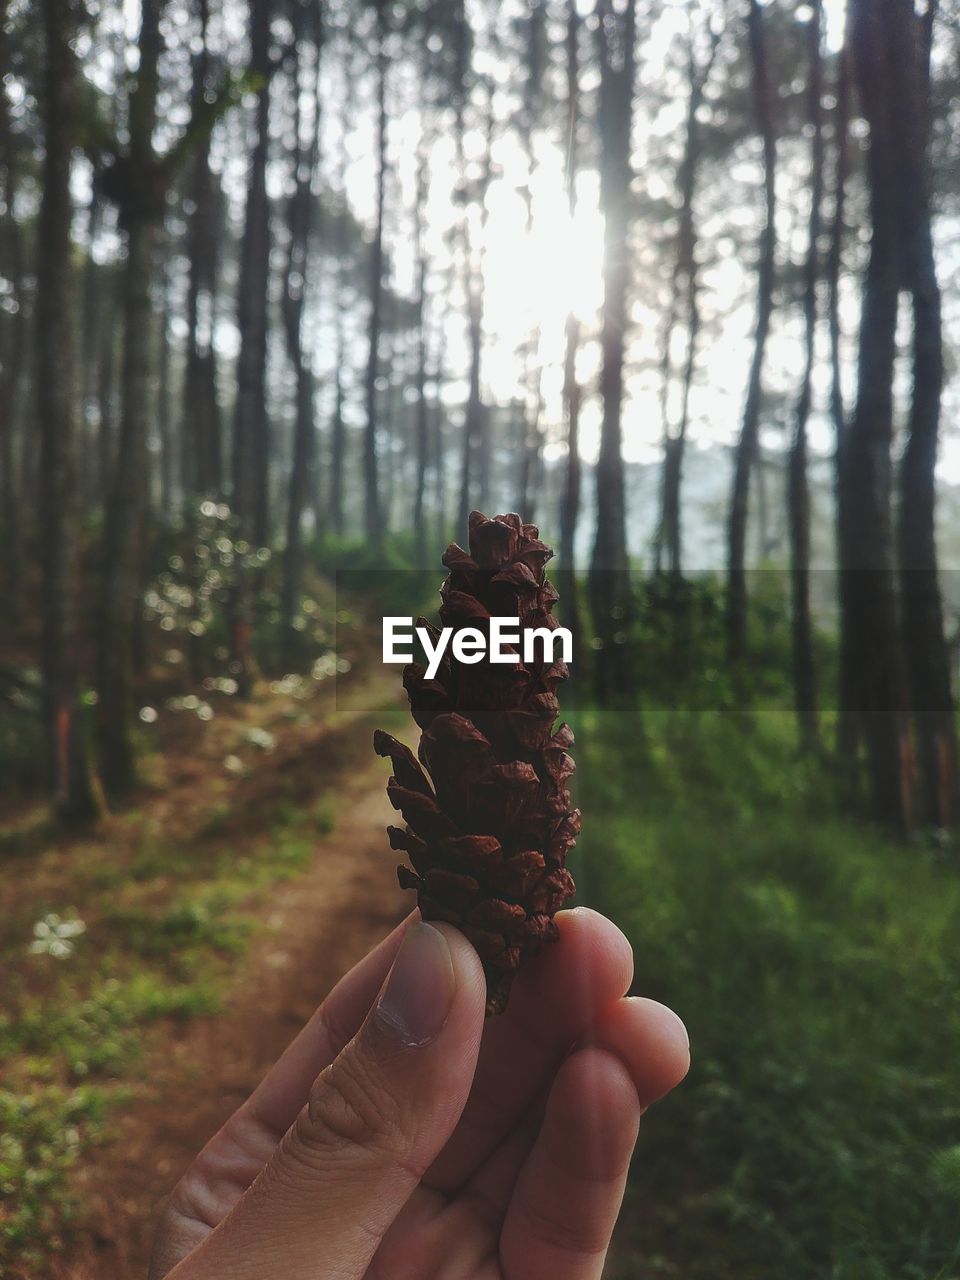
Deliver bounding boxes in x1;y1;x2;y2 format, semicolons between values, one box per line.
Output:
375;511;578;1016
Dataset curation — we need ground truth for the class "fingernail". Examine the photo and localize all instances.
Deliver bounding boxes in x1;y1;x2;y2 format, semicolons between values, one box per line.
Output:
631;997;689;1053
666;1005;690;1052
375;923;455;1047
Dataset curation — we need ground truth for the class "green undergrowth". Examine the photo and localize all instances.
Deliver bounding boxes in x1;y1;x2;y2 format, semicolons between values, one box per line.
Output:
0;793;337;1273
573;709;960;1279
0;1085;119;1269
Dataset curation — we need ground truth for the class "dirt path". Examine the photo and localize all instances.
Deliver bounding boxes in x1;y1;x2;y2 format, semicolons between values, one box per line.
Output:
52;771;408;1280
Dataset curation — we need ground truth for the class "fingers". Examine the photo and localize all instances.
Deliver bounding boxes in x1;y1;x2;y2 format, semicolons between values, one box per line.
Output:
168;923;486;1280
499;1049;643;1280
150;912;418;1280
583;996;690;1103
425;907;634;1193
453;992;690;1239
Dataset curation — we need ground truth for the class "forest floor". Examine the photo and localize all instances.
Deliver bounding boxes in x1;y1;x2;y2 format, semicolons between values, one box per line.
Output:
0;646;413;1280
8;601;960;1280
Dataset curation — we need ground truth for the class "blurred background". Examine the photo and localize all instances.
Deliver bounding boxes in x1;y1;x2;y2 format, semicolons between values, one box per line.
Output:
3;0;960;1275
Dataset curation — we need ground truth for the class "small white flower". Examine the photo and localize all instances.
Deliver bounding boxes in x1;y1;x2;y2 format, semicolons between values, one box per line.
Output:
244;728;276;752
28;913;86;959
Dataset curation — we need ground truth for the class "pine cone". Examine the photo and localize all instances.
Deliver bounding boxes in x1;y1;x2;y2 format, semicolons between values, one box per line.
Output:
375;511;578;1016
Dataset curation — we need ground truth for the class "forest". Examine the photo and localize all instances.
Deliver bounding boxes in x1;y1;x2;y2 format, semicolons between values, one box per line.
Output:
3;0;960;1276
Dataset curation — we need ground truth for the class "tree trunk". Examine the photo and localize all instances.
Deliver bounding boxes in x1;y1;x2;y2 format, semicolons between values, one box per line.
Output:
79;195;105;512
182;0;223;500
589;0;636;703
517;366;545;523
516;14;545;526
157;273;173;523
96;0;163;795
843;0;909;829
37;0;97;821
829;32;858;764
329;313;347;535
515;169;544;523
788;0;824;747
726;0;776;665
558;0;582;580
97;277;118;500
413;139;431;563
328;96;351;537
896;0;954;827
456;86;493;534
364;3;387;547
433;271;454;546
457;280;485;533
0;17;25;620
281;14;322;664
656;21;719;577
98;211;158;793
558;88;585;670
233;0;273;545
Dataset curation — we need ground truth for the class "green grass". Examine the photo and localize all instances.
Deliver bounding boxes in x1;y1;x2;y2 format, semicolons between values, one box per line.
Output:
0;1085;117;1272
574;709;960;1280
0;975;221;1080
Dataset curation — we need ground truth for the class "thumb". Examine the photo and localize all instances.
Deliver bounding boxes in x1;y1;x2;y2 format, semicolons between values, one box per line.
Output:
171;922;486;1280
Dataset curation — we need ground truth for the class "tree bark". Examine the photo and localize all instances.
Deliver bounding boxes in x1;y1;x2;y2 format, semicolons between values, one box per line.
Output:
328;72;353;538
844;0;910;829
233;0;273;545
589;0;636;702
516;11;546;526
281;10;322;663
96;0;164;795
97;270;118;502
433;269;454;546
37;0;97;821
788;0;824;747
182;0;223;499
413;138;431;563
830;32;858;764
558;0;582;577
329;255;347;536
516;366;544;523
79;194;105;511
726;0;776;664
896;0;955;827
157;251;174;522
0;11;25;620
364;1;388;547
556;0;583;662
456;95;493;535
454;74;495;536
656;19;719;577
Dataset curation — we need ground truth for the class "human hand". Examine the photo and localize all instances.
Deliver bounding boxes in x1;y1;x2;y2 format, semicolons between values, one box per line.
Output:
150;908;689;1280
